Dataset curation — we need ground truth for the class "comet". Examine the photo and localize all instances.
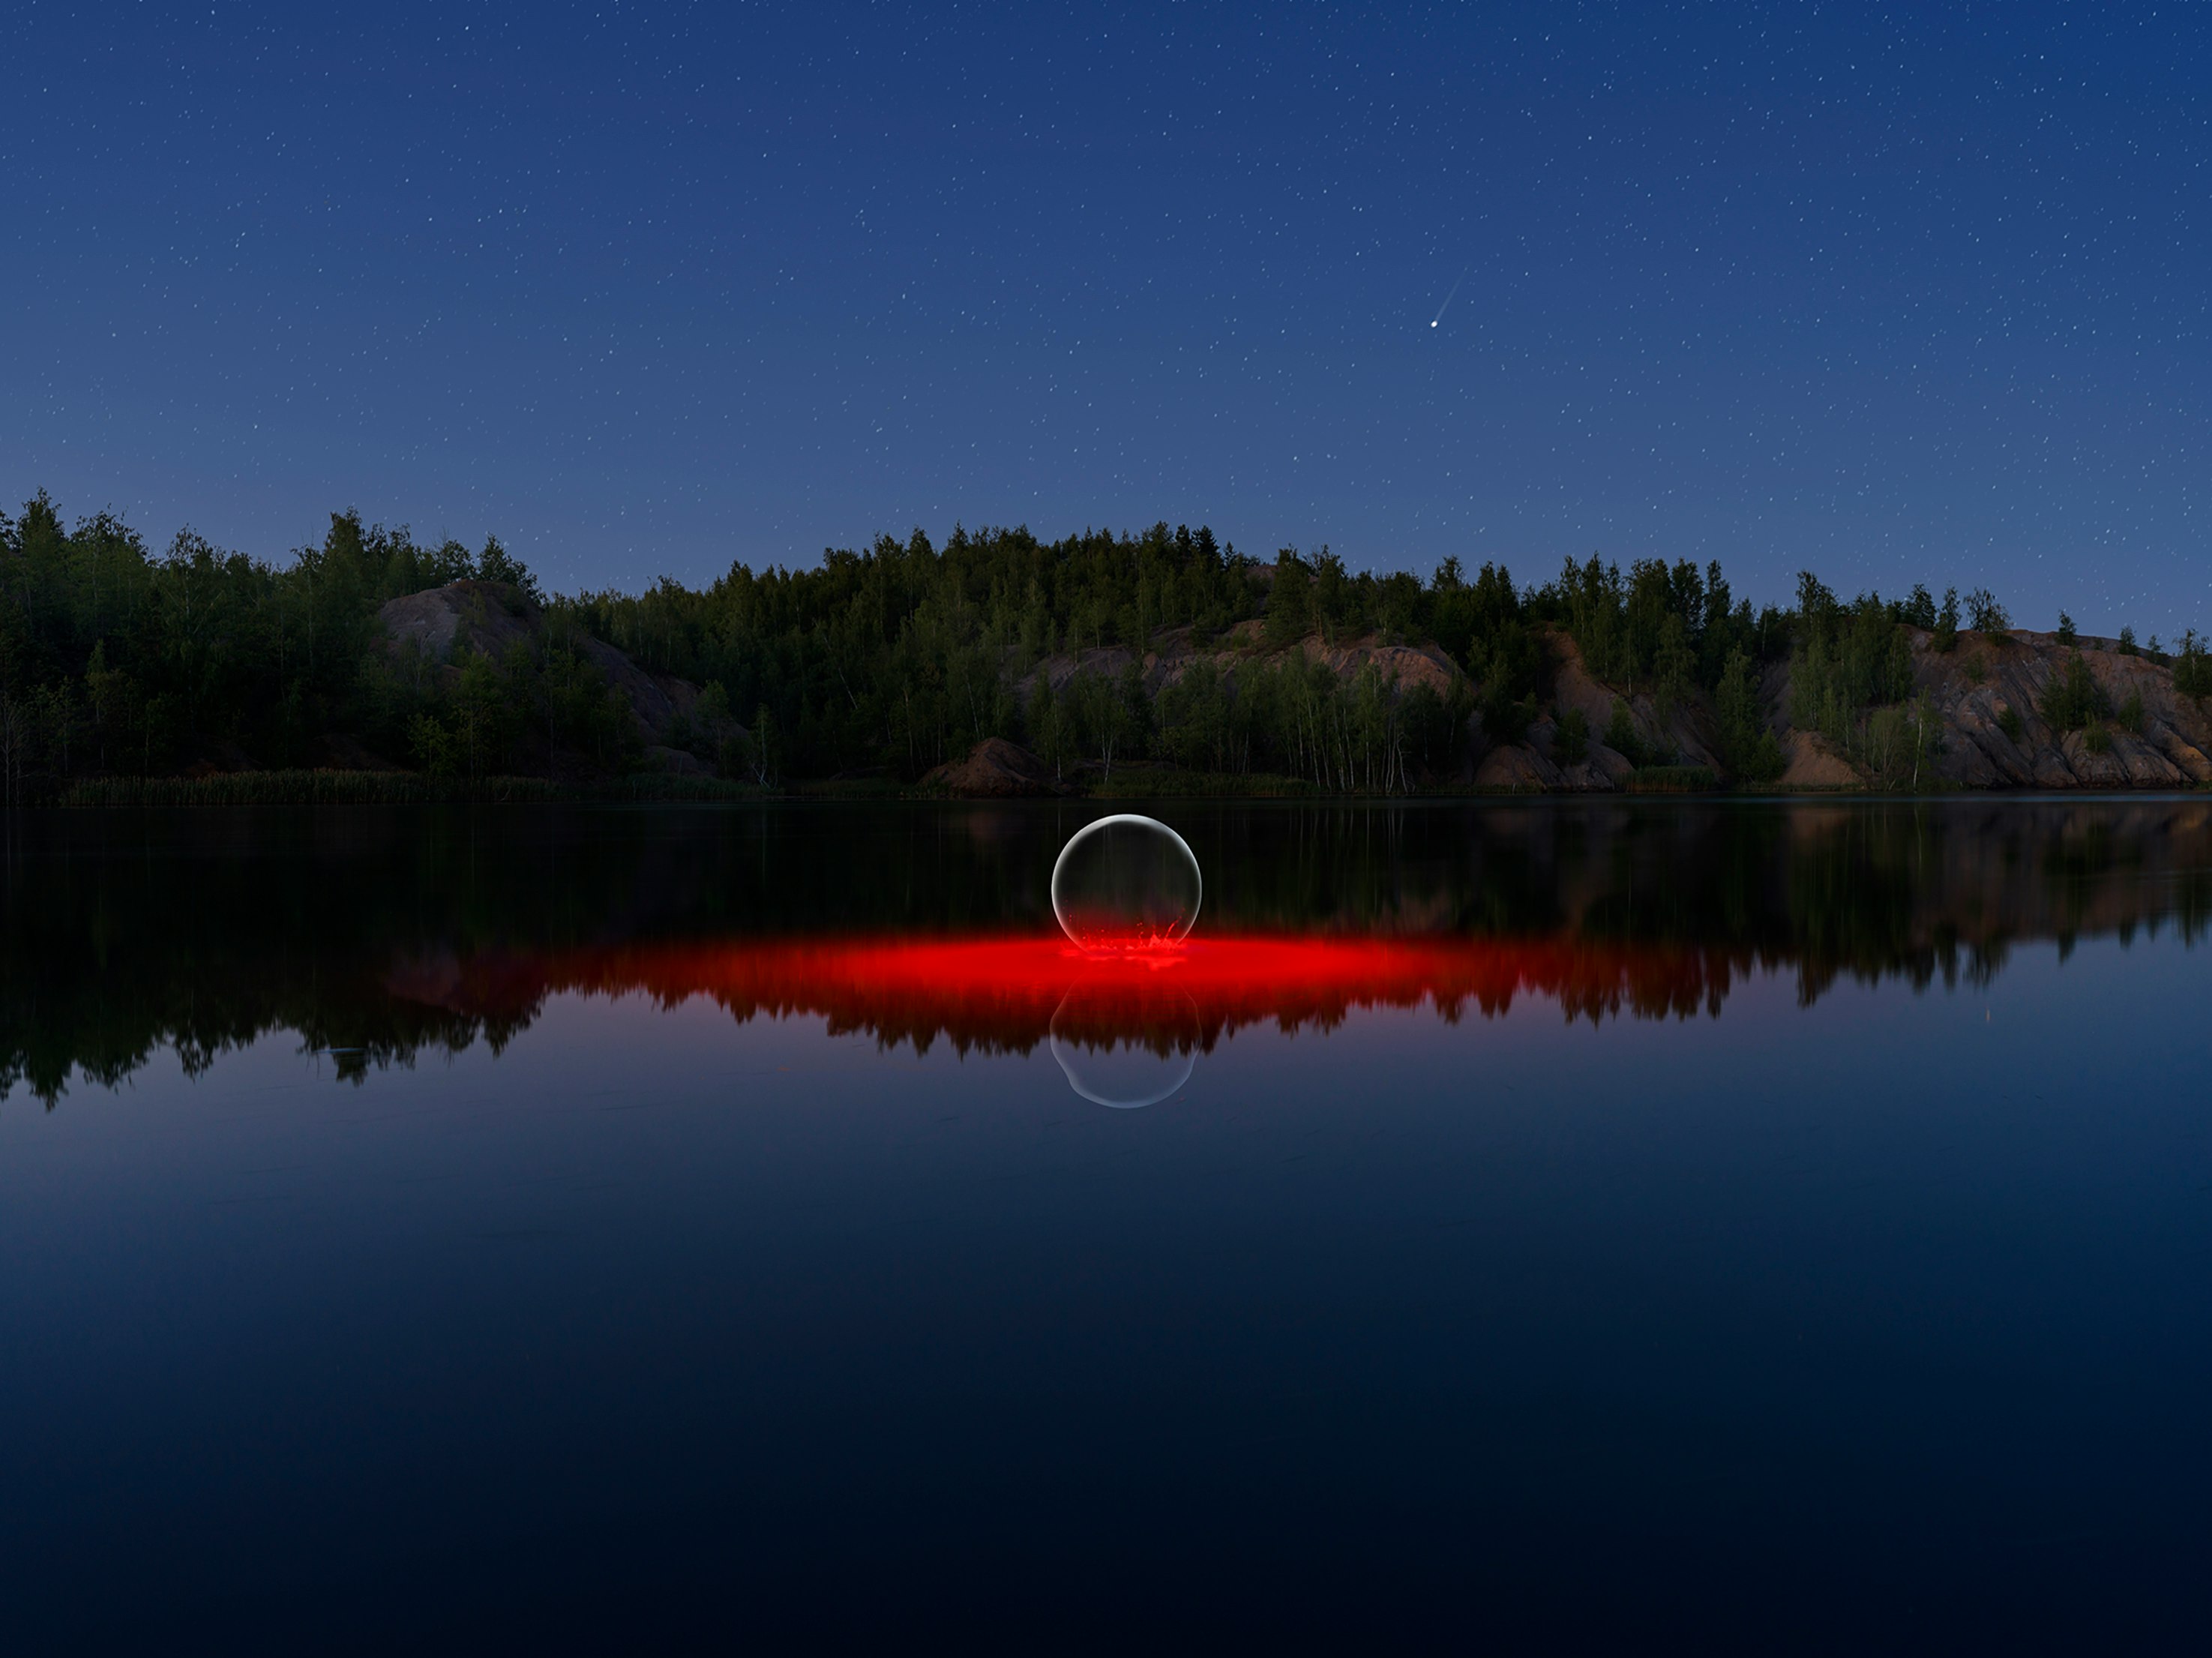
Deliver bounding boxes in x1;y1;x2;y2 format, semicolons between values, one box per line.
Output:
1429;264;1468;328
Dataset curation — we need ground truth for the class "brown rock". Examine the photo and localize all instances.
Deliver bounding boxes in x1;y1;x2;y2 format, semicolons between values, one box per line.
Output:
2152;725;2212;783
1590;745;1638;787
1474;745;1560;791
377;581;688;748
1021;626;1463;706
1297;634;1461;697
1548;634;1621;735
641;745;712;778
922;738;1067;797
1911;627;2212;790
1523;715;1621;791
2031;749;2079;789
1779;731;1863;790
1550;631;1723;771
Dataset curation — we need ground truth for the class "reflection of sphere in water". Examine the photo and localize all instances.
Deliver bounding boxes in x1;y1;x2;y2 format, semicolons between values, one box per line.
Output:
1048;985;1200;1108
1051;814;1203;952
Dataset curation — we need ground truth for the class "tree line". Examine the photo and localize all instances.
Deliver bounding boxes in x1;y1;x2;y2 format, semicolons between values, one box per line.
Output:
0;490;647;804
5;487;2207;799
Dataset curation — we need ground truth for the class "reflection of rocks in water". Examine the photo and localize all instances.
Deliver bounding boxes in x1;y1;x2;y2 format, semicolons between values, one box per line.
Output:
1049;985;1200;1108
12;799;2212;1105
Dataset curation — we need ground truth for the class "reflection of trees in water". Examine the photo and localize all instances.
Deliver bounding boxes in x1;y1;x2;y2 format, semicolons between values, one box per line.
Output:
535;936;1770;1056
6;799;2212;1105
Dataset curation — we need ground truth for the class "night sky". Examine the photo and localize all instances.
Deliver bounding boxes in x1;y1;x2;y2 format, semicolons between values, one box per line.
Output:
7;1;2209;628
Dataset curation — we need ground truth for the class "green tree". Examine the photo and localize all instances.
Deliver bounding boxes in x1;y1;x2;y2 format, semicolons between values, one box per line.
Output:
1787;586;1912;763
1263;551;1313;647
1932;586;1960;653
1715;649;1783;782
1555;705;1590;766
2039;652;2108;733
1603;698;1648;766
476;536;542;603
2178;631;2212;700
1156;661;1232;772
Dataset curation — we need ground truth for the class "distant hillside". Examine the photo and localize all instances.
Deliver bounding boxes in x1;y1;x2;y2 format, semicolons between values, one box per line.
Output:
9;488;2212;798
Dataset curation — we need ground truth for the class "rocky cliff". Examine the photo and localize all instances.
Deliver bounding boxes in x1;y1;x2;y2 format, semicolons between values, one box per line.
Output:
1017;619;2212;792
1524;625;2212;790
1905;628;2212;787
1020;617;1463;705
378;581;727;774
385;586;2212;795
1492;625;2212;791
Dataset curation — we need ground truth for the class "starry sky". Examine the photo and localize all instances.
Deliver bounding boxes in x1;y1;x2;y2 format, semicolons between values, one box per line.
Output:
6;1;2209;628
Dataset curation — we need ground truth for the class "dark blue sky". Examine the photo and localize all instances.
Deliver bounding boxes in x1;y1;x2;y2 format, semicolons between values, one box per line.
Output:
7;1;2208;628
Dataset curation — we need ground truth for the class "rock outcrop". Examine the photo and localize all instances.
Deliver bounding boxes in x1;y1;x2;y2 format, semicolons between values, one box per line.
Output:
1778;731;1863;790
378;580;721;752
1911;629;2212;789
1020;619;2212;793
1021;622;1461;703
371;586;2212;794
921;738;1067;797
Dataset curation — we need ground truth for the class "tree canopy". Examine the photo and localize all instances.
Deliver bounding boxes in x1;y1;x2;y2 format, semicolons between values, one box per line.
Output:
5;489;2138;798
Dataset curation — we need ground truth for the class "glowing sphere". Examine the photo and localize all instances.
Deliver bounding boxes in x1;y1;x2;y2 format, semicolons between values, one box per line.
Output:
1051;814;1203;953
1048;985;1200;1108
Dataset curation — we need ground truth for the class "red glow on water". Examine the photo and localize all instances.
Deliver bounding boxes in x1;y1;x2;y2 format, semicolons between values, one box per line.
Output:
388;931;1752;1054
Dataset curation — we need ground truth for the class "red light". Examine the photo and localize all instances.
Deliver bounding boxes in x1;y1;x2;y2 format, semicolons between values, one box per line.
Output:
389;931;1749;1053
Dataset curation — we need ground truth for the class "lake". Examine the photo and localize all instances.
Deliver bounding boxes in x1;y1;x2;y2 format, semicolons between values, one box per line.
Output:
4;800;2210;1649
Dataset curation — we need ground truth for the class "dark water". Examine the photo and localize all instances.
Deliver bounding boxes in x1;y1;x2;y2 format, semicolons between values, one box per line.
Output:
4;801;2210;1651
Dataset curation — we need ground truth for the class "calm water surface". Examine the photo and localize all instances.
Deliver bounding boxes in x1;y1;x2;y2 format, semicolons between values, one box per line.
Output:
4;801;2210;1650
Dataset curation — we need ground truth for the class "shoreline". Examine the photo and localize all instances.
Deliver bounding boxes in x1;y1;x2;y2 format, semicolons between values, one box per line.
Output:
34;767;2212;808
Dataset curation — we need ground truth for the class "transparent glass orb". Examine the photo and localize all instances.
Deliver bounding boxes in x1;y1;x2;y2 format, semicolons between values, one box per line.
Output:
1049;987;1200;1109
1051;814;1203;952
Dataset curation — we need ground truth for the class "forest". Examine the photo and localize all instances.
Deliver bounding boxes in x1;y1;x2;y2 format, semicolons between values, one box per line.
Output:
2;488;2205;799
